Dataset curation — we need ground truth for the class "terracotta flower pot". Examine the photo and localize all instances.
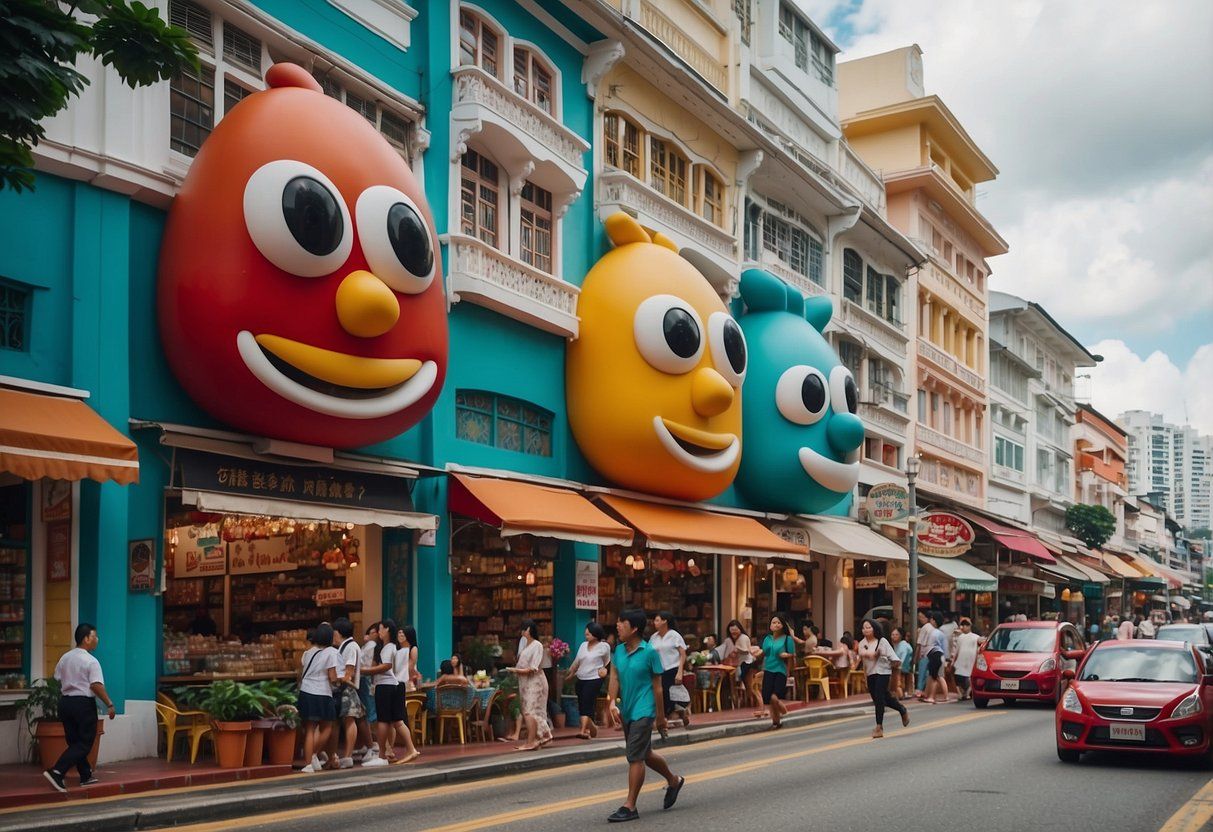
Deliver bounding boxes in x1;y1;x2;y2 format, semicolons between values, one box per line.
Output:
35;719;105;771
211;721;252;769
243;723;268;767
265;726;298;766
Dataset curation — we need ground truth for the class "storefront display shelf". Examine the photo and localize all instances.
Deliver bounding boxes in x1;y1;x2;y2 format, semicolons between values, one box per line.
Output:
157;671;296;684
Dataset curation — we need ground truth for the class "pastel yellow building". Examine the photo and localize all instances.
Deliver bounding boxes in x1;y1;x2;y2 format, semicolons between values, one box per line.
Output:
839;45;1008;509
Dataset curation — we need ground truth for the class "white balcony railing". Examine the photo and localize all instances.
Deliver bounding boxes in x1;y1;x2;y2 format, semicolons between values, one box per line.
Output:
446;234;579;338
917;424;986;466
838;299;907;357
917;338;986;394
839;144;887;213
598;169;738;264
639;0;728;93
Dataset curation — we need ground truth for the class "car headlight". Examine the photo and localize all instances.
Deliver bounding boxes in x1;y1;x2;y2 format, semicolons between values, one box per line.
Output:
976;654;988;671
1171;693;1203;720
1039;658;1056;673
1061;687;1083;714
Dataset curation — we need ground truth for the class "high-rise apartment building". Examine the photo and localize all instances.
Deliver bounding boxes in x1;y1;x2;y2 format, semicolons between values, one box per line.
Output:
1120;410;1213;531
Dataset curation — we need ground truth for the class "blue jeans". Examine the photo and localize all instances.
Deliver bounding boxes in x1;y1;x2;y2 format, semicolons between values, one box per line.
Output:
916;657;929;692
358;676;377;723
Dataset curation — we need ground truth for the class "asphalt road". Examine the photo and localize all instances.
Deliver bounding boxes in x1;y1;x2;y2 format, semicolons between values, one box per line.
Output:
169;702;1212;832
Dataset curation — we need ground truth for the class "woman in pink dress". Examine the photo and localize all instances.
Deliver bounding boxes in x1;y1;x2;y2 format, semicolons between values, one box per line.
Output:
507;619;553;751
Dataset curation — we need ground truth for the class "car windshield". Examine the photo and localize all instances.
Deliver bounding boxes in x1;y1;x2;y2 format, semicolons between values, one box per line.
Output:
984;628;1055;653
1079;646;1198;683
1156;625;1208;644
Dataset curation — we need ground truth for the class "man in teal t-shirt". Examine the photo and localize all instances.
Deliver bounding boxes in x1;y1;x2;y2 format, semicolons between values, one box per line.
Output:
606;608;685;823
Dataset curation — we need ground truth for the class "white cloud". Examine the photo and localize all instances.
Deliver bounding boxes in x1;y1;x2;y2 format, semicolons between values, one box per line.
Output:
1085;340;1213;435
819;0;1213;345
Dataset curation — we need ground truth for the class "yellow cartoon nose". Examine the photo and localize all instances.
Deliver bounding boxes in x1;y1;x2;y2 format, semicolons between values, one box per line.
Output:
335;270;400;338
692;367;734;418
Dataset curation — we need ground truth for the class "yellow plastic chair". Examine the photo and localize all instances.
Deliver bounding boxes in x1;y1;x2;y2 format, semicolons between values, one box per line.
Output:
404;697;427;746
801;656;832;702
154;701;213;763
847;667;867;696
434;685;474;745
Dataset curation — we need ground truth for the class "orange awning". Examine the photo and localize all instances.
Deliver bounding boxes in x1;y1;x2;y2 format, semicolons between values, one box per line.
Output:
0;388;138;484
449;474;633;546
598;495;809;560
1102;553;1145;579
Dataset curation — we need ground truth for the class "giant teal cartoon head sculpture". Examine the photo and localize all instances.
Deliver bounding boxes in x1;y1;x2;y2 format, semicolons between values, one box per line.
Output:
735;268;865;514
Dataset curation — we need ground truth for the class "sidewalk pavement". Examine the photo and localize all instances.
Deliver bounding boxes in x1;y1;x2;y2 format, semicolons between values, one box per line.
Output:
0;694;874;832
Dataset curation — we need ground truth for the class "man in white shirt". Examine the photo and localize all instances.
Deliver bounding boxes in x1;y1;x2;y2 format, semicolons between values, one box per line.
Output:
1117;616;1136;640
45;623;115;794
914;610;935;699
1138;616;1156;639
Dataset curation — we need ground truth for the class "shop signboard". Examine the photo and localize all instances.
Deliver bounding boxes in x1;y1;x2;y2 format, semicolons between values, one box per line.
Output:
855;576;885;590
174;530;226;577
177;449;415;514
41;480;72;523
228;536;297;575
315;587;346;607
865;484;910;524
129;539;154;591
46;520;71;583
770;525;810;550
1001;577;1054;598
917;512;975;557
575;560;599;610
885;561;910;590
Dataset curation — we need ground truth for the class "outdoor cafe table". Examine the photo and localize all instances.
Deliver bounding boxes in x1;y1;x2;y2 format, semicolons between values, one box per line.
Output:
418;684;495;713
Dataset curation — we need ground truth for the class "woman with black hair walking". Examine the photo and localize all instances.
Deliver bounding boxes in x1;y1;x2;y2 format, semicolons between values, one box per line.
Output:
857;618;909;738
363;620;420;766
567;622;611;739
751;615;796;729
507;619;553;751
722;619;757;714
297;623;340;773
649;611;691;729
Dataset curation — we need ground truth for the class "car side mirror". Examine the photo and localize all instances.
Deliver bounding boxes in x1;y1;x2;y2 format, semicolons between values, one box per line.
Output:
1061;669;1076;681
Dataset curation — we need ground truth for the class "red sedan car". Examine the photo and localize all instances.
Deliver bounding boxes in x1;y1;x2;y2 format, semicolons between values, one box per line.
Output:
1056;640;1213;765
972;621;1087;707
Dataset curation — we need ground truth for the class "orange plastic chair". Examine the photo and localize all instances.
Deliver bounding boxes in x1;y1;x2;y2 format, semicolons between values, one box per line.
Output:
802;656;832;702
154;701;213;763
468;689;498;743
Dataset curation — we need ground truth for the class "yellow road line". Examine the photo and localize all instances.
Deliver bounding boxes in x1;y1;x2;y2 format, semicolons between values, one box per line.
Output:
1159;777;1213;832
422;711;1003;832
158;713;871;832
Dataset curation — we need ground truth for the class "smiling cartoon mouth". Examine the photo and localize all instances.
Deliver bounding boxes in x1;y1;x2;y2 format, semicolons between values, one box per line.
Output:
237;331;437;420
797;446;861;493
653;417;740;473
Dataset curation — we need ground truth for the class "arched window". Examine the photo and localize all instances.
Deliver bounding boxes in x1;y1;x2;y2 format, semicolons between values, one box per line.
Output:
603;111;643;178
512;47;554;114
696;167;724;226
459;9;500;78
650;137;689;206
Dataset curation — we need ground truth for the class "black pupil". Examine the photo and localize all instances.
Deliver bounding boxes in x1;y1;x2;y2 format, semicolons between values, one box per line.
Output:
387;202;433;277
844;376;858;413
723;320;746;374
801;374;826;413
281;176;343;256
663;308;700;358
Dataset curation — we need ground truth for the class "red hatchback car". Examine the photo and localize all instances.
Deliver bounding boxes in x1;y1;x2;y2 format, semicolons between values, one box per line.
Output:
972;621;1087;707
1056;640;1213;765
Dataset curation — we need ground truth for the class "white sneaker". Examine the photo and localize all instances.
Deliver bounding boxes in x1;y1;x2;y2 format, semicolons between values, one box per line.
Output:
352;746;367;762
299;764;317;774
361;756;389;767
318;752;329;764
311;754;323;771
339;757;354;769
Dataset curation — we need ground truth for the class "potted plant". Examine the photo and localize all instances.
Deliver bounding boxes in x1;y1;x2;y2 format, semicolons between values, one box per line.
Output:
560;674;580;729
492;672;520;740
256;680;300;767
177;681;270;768
19;678;105;770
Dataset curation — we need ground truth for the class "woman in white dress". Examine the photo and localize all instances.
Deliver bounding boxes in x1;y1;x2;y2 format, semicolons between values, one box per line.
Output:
507;619;552;751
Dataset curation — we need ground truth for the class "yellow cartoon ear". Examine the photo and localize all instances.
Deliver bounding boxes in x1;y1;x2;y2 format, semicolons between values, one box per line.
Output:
605;212;651;247
651;232;679;253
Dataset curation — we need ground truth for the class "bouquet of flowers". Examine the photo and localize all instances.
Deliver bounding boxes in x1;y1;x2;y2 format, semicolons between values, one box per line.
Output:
548;638;570;664
472;670;491;689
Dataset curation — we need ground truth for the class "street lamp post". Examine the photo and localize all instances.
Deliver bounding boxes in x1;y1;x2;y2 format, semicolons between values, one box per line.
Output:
907;456;920;643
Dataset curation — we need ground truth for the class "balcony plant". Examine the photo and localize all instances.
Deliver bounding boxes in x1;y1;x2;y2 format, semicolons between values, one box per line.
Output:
176;681;271;768
18;677;105;769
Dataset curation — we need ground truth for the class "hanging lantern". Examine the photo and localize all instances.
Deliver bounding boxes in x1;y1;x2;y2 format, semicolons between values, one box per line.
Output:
525;570;536;586
632;554;645;571
687;558;696;569
1061;588;1072;601
625;554;635;566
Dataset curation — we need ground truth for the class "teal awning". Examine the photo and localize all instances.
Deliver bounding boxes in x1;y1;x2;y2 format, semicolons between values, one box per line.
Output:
920;556;998;592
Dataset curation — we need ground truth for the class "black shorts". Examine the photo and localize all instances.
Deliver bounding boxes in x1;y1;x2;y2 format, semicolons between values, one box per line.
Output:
374;684;406;723
622;718;654;763
297;690;336;722
927;652;944;678
575;677;604;719
761;671;787;704
740;661;756;684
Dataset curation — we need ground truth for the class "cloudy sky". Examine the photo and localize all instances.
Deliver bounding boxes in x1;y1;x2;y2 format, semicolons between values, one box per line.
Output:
806;0;1213;432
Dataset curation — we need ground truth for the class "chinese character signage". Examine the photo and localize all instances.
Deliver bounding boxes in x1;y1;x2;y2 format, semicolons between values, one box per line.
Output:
917;511;975;557
865;483;910;523
129;539;154;591
316;587;346;607
575;560;599;610
46;520;71;583
174;527;227;577
176;449;415;514
228;536;297;575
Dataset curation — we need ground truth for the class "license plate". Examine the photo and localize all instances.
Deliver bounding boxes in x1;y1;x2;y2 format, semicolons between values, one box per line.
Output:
1109;723;1145;742
999;679;1020;691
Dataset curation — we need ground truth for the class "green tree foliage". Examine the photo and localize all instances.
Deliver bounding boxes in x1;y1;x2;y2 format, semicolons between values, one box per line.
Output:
1065;503;1117;550
0;0;197;191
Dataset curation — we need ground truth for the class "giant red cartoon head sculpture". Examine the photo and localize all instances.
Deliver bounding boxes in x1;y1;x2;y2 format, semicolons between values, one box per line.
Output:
158;63;447;448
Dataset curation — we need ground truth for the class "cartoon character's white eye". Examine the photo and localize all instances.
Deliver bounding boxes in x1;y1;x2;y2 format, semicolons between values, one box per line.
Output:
708;312;747;387
829;366;858;415
243;160;353;277
355;186;435;294
633;294;704;374
776;365;829;425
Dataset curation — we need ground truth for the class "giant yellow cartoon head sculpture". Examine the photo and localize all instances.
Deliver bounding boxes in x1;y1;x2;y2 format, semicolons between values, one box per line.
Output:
567;213;746;501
